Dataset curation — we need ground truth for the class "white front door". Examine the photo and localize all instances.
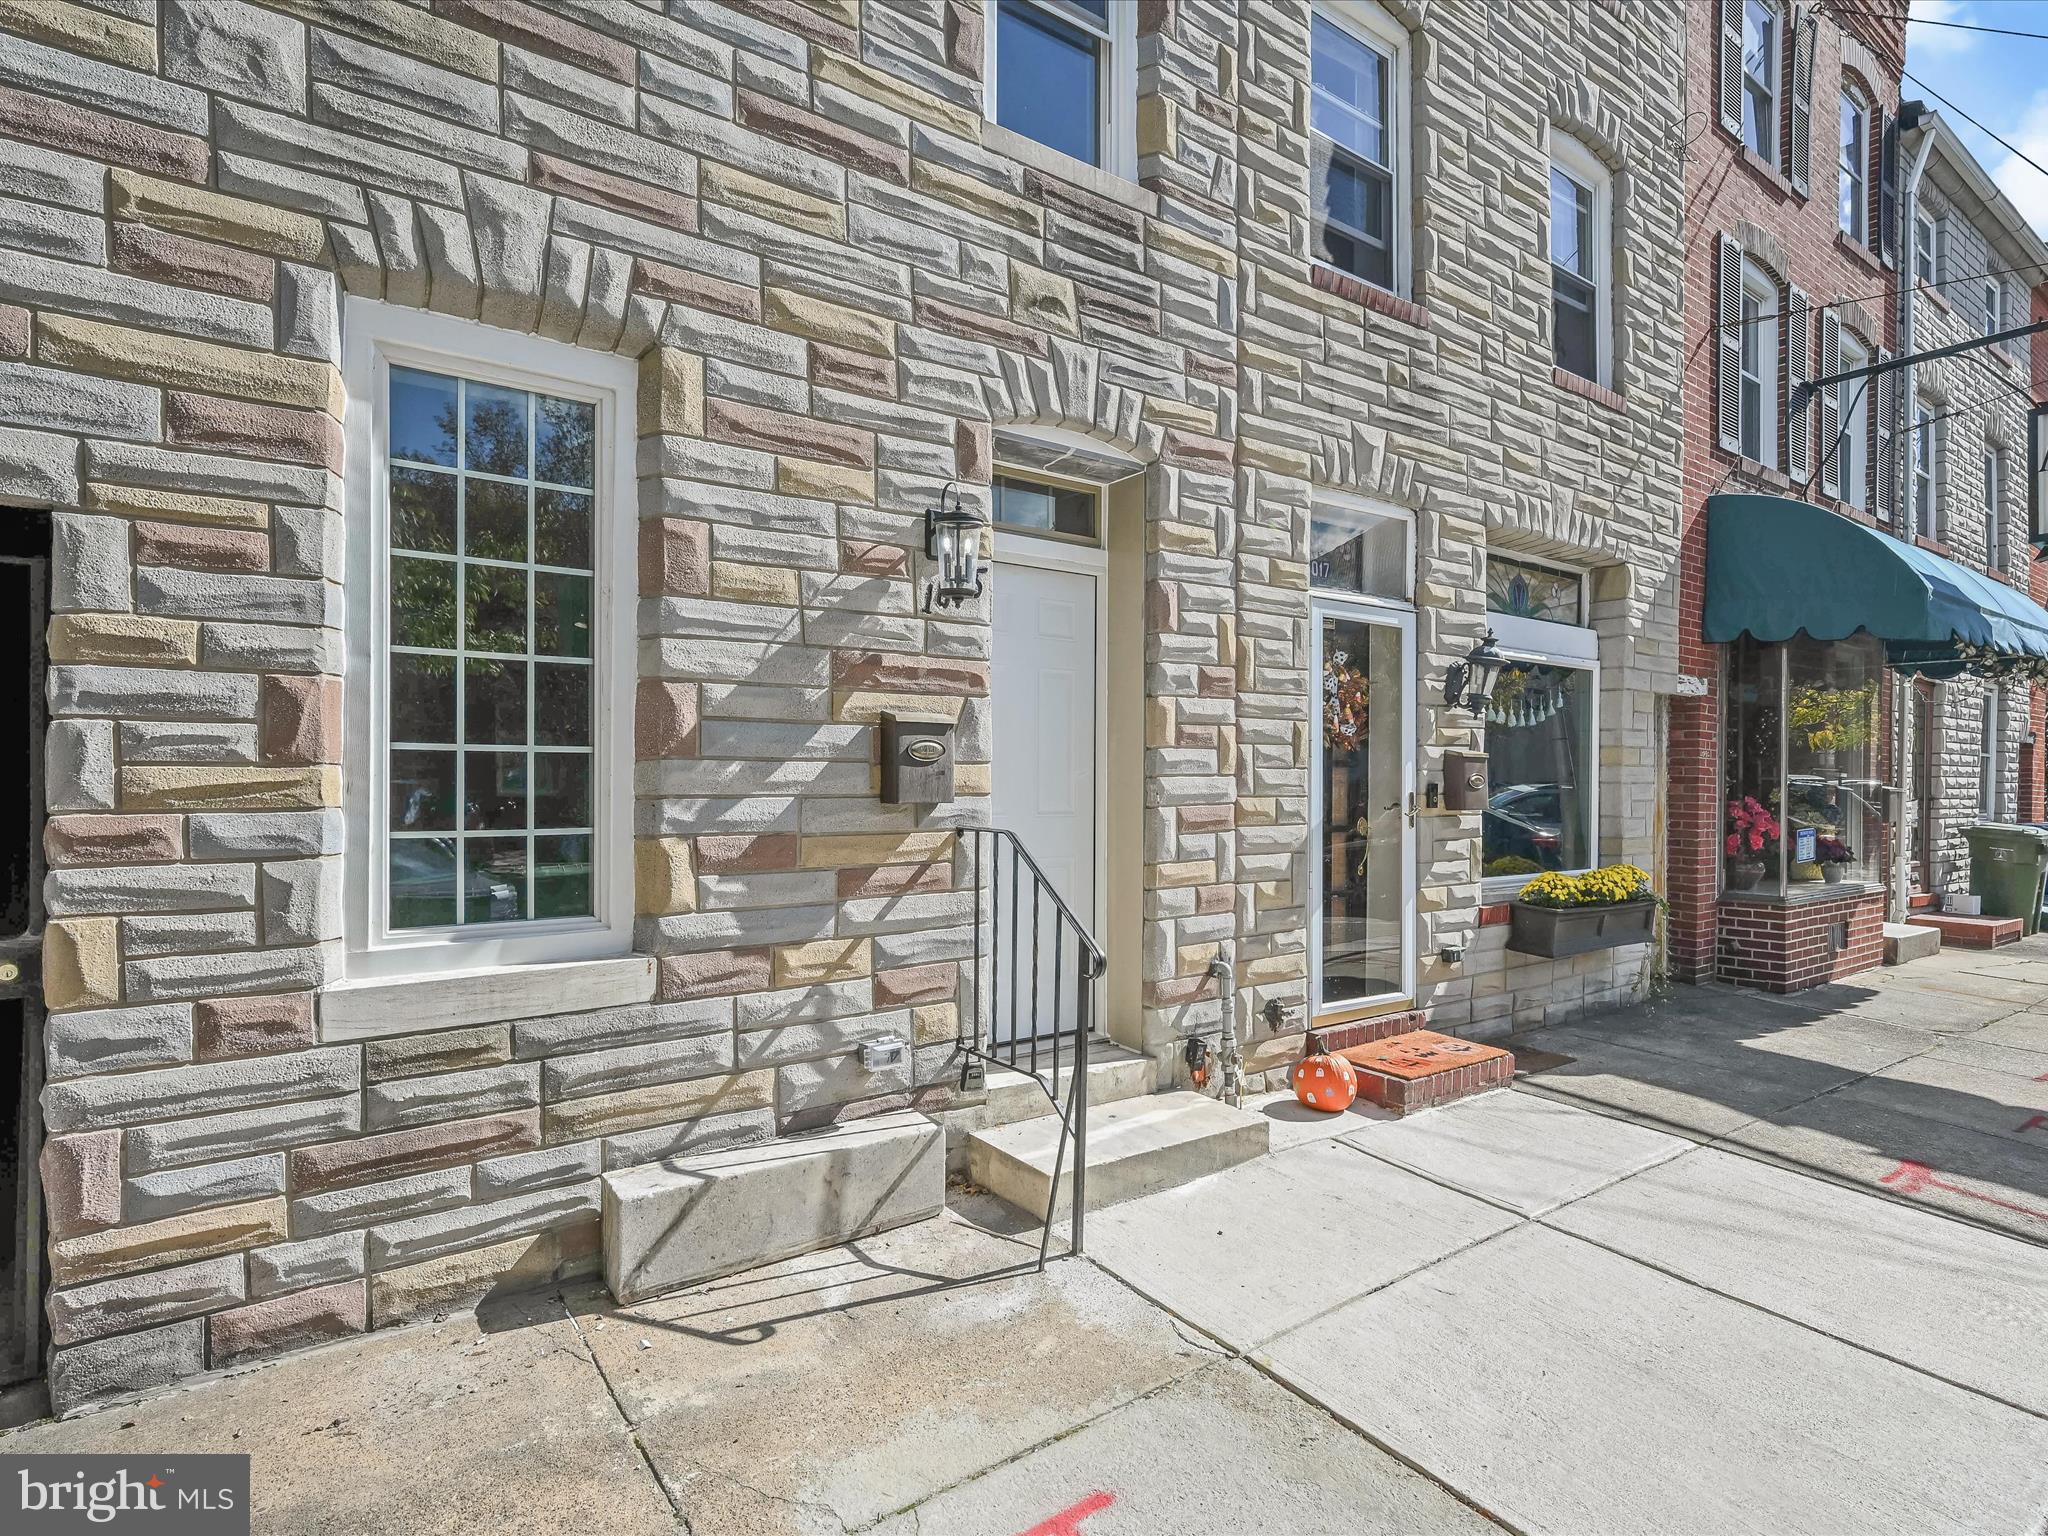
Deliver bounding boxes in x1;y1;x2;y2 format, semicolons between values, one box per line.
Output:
992;558;1099;924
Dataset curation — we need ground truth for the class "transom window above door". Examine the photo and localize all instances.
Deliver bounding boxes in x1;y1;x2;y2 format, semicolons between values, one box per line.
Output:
993;473;1100;543
1310;498;1411;601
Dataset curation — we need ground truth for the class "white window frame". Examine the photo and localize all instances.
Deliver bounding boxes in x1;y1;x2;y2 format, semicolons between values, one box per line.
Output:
1837;330;1869;509
1308;0;1412;299
983;0;1138;182
1741;0;1779;163
1479;595;1602;903
1986;444;2005;571
1981;687;2005;818
1985;279;2003;340
1837;89;1867;241
1739;258;1779;470
1913;407;1944;541
339;301;636;981
1549;134;1612;389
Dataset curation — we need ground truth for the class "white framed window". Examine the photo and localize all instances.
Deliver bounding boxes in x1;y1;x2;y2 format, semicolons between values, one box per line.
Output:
985;0;1137;180
1984;278;2004;340
1738;258;1779;468
1913;405;1944;540
1741;0;1779;162
1549;136;1611;388
1309;1;1409;296
1836;330;1869;509
1986;445;2006;571
1914;210;1949;285
341;302;635;980
1981;687;2005;817
1480;560;1600;892
1838;90;1867;240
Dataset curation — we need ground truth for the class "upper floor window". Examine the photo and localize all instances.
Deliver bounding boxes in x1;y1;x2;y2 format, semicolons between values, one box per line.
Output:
1838;91;1867;240
987;0;1136;177
1741;0;1778;161
1913;406;1945;540
1738;259;1779;468
1914;211;1947;284
1310;3;1407;295
1549;137;1611;388
1986;445;2006;571
1836;331;1869;509
342;303;634;978
1983;279;2004;340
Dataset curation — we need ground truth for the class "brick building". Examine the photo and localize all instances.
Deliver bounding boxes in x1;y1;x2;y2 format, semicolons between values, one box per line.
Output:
0;0;1688;1411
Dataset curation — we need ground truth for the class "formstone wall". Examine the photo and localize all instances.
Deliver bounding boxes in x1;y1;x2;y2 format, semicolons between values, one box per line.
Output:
2;0;1683;1408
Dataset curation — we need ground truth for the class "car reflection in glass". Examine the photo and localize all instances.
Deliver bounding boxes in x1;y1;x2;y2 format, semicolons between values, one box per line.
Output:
389;838;520;927
1484;782;1564;868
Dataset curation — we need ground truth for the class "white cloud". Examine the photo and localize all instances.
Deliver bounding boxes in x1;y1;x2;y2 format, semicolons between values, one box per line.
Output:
1909;0;1978;58
1989;88;2048;236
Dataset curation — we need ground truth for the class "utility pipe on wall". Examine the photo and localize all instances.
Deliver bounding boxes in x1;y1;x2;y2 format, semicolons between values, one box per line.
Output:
1892;110;1938;927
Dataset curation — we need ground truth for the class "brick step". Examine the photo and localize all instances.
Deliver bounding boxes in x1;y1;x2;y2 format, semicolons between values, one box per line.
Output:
1333;1029;1513;1116
1309;1010;1429;1052
1919;913;2022;949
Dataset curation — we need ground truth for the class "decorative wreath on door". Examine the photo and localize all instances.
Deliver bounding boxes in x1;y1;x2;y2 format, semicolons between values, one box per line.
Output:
1323;652;1369;752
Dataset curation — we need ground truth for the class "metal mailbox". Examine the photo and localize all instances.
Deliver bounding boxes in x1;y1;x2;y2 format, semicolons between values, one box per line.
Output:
879;713;956;805
1444;750;1489;813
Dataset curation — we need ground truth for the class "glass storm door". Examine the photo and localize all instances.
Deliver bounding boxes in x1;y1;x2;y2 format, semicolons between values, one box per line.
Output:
1313;599;1415;1012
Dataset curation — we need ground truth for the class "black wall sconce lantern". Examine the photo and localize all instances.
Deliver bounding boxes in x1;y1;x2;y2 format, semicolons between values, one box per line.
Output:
1444;629;1506;715
923;482;987;612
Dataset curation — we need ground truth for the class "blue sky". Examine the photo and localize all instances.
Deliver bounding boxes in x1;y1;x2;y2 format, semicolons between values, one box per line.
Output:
1907;0;2048;232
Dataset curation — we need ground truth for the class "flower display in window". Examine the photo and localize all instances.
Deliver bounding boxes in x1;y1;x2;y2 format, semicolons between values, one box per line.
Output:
1724;796;1779;858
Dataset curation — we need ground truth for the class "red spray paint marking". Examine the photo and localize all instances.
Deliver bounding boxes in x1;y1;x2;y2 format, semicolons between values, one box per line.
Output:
2019;1114;2048;1136
1881;1160;2048;1223
1015;1491;1115;1536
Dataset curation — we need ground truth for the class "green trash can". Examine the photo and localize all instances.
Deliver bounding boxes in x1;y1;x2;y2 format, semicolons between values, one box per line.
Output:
1963;824;2048;936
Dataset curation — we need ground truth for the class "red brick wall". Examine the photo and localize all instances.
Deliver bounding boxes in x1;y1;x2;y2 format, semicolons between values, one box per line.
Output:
1716;888;1888;990
2027;283;2048;823
1672;0;1907;979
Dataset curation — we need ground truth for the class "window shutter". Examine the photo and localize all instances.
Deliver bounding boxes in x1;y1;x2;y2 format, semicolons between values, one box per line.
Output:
1878;111;1899;262
1789;14;1815;193
1785;288;1812;483
1817;309;1842;498
1873;348;1895;520
1717;235;1744;454
1719;0;1743;137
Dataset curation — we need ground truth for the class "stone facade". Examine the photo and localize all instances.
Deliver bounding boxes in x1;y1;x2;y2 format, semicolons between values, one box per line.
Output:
1899;117;2047;898
3;0;1683;1407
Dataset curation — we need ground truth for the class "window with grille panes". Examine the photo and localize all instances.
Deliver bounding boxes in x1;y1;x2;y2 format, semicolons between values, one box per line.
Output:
383;366;601;933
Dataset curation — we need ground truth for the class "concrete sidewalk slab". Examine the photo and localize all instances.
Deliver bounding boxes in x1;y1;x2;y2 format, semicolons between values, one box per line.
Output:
1086;1140;1515;1352
1256;1224;2048;1536
0;1291;677;1536
1796;983;2022;1033
573;1205;1210;1536
1243;1088;1395;1151
1548;1146;2048;1415
1860;1053;2048;1144
1339;1088;1690;1216
1715;1092;2048;1244
1961;1014;2048;1056
886;1360;1497;1536
1548;997;1929;1075
1512;1027;1859;1139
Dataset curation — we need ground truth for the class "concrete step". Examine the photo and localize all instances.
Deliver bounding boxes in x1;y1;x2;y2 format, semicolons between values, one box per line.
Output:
602;1110;943;1304
967;1090;1269;1218
1883;922;1942;964
935;1043;1154;1173
1334;1029;1514;1116
1920;913;2022;949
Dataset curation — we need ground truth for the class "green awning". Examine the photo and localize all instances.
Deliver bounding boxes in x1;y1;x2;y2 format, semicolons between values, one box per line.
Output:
1704;493;2048;675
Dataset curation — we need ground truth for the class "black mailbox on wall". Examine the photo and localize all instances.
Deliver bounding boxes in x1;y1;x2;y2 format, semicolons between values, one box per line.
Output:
1444;750;1489;813
880;713;956;805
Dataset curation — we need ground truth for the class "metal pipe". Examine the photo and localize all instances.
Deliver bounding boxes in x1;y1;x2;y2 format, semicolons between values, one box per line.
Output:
1892;120;1940;925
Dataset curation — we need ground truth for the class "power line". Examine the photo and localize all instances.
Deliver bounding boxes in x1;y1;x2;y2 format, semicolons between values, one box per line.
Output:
1904;70;2048;192
1713;252;2043;337
1886;12;2048;41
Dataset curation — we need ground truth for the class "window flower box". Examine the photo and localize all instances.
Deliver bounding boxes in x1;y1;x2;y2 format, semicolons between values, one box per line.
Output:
1506;863;1657;958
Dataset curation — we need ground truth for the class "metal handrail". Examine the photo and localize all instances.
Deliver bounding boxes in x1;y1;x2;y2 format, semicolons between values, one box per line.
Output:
959;826;1102;1269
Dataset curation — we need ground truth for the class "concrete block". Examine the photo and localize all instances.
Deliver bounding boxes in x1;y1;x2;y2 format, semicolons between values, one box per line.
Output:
602;1110;942;1303
48;1318;206;1413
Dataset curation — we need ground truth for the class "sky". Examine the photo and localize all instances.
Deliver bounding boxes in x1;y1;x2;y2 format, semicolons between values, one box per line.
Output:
1905;0;2048;233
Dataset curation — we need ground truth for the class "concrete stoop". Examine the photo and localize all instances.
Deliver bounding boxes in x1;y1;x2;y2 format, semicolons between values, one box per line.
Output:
1917;912;2021;949
935;1043;1155;1173
1883;922;1942;964
602;1111;944;1304
966;1091;1271;1218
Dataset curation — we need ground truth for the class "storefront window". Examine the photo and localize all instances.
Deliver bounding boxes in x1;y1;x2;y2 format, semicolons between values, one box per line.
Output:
1483;664;1594;877
1723;633;1889;894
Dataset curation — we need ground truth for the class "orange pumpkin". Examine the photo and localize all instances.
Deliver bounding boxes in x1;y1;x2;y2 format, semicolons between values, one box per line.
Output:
1291;1034;1357;1113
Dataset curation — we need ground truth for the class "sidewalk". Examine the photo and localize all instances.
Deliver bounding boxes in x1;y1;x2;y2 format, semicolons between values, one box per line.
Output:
6;945;2047;1535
